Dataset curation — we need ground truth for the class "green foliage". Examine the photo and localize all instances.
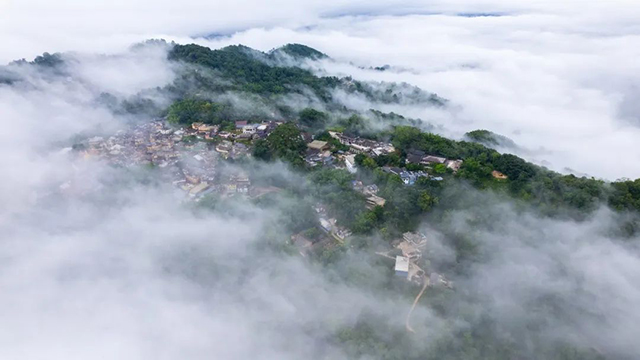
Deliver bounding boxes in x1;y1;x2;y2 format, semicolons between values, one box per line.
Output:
389;125;622;215
610;178;640;212
273;43;327;59
418;191;438;212
464;129;517;149
352;206;384;234
252;139;272;161
376;153;402;167
314;131;349;151
168;44;340;99
167;98;228;125
298;108;328;130
433;163;447;174
309;168;367;227
362;157;378;169
253;123;307;167
337;114;368;137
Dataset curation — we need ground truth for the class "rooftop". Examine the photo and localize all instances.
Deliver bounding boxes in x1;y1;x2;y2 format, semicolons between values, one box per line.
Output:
307;140;329;150
395;256;409;273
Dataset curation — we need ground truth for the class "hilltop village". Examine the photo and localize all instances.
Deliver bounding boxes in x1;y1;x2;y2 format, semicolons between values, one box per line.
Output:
70;117;461;289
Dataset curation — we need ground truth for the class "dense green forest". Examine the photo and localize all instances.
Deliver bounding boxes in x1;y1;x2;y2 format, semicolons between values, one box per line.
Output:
167;43;446;106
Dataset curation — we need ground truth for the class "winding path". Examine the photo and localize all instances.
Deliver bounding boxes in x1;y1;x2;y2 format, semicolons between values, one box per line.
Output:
405;275;429;333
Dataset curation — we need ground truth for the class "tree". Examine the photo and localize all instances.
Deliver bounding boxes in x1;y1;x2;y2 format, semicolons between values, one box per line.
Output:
433;163;447;174
167;99;227;125
418;191;438;212
299;108;328;130
252;139;272;161
362;157;378;169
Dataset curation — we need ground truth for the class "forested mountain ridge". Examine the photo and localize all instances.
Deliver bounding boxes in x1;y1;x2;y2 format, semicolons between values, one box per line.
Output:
167;43;447;106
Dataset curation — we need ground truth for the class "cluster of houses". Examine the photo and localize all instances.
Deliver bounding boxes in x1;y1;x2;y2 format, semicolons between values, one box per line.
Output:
352;181;386;209
406;150;463;173
329;131;396;157
73;120;260;200
189;120;282;141
79;121;183;168
393;232;452;288
315;204;353;242
289;202;354;257
305;140;334;167
381;166;442;185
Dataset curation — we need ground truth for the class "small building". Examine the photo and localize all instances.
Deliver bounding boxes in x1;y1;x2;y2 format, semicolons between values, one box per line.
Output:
236;132;254;141
492;170;508;179
445;159;463;172
307;140;329;151
406;150;425;164
403;232;428;247
421;155;447;165
215;141;232;156
242;124;258;134
366;194;386;209
395;256;409;278
319;218;332;233
235;120;248;129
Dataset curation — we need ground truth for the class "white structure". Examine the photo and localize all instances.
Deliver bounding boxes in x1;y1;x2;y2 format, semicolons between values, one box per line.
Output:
319;218;332;233
395;256;409;278
345;154;357;174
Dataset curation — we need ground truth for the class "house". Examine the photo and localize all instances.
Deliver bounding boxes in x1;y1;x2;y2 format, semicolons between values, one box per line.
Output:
421;155;447;165
371;144;395;157
403;232;428;247
307;140;329;151
334;227;352;241
215;141;232;156
366;194;386;209
242;124;258;134
320;151;333;165
236;132;254;141
445;159;463;172
191;123;218;135
395;256;409;278
364;184;379;195
406;150;425;164
397;241;421;261
230;143;250;159
400;171;417;185
235;120;248;129
492;170;508;179
319;218;332;233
